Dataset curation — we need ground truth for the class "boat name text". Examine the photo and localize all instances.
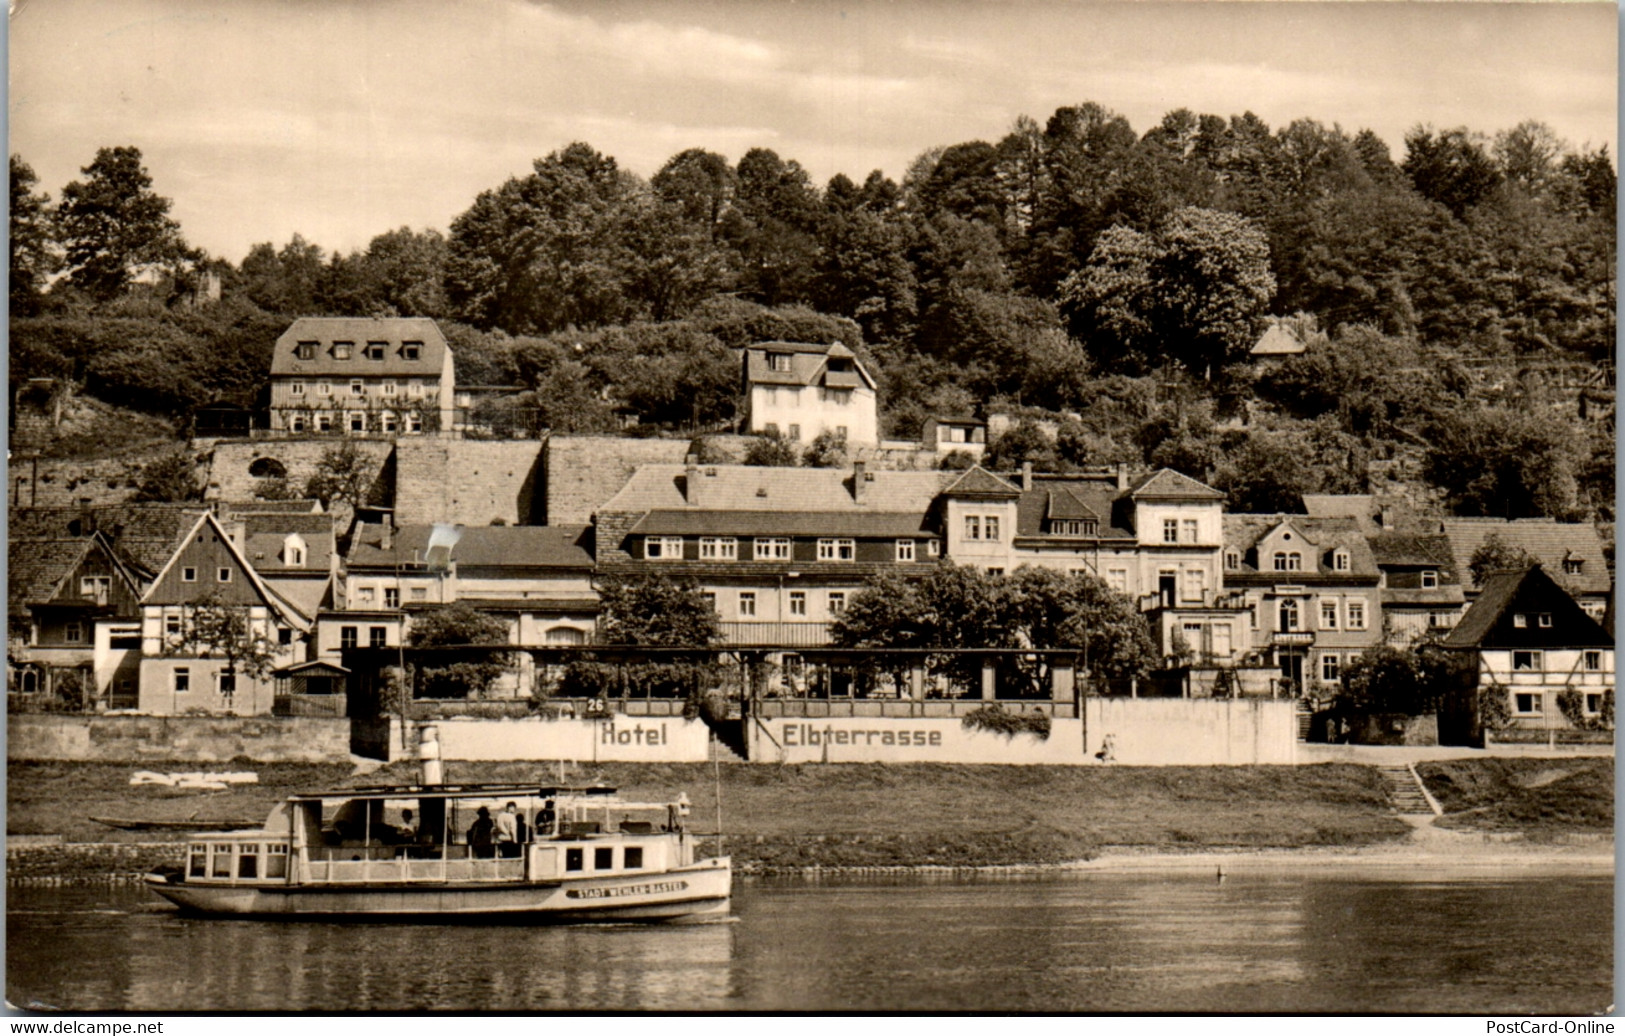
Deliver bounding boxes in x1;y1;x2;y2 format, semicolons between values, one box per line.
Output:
565;880;689;900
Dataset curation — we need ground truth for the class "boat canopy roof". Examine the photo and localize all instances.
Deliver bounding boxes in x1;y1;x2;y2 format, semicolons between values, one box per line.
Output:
285;783;622;803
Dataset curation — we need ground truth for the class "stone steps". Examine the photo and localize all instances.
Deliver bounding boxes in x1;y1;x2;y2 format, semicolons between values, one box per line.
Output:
1376;764;1440;816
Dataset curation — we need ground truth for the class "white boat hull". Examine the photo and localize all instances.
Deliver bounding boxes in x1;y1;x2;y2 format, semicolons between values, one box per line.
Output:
145;858;731;923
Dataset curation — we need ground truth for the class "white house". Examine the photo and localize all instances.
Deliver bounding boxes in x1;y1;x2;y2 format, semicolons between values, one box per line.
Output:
741;341;878;446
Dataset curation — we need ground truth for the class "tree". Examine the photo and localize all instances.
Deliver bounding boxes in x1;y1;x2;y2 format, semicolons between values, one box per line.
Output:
303;441;375;513
1339;647;1427;715
54;146;189;300
1211;429;1315;514
1422;407;1582;519
409;602;512;699
742;431;800;467
11;155;59;316
1467;534;1539;586
166;595;281;681
1006;566;1157;683
801;430;848;468
131;450;203;502
1403;126;1503;218
594;572;720;647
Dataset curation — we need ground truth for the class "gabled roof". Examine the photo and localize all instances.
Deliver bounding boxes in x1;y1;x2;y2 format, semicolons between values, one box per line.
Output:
743;341;877;391
8;538;93;614
141;511;312;631
270;317;450;379
1222;514;1378;577
1128;469;1225;500
347;523;595;571
631;510;933;539
9;503;199;574
1251;324;1306;356
38;532;147;605
1440;519;1612;596
222;499;324;515
600;465;953;517
941;465;1021;499
1012;478;1136;541
1442;565;1612;649
1369;533;1455;569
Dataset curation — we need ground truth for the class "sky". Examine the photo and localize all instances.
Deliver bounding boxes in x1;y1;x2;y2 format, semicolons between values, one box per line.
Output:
8;0;1618;263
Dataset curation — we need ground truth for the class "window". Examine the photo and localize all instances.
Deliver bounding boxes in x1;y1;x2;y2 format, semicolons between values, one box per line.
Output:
64;621;84;644
986;567;1004;577
291;415;306;433
768;352;792;372
1163;519;1179;544
927;540;940;557
702;592;717;612
1224;551;1240;570
817;538;855;561
1584;650;1602;671
1279;599;1300;631
291;381;306;397
266;844;288;878
80;575;110;603
350;380;364;397
1585;693;1604;714
369;627;387;649
408;380;424;398
340;627;358;650
964;515;982;541
984;516;1000;542
349;412;366;433
1347;601;1366;630
278;628;293;646
218;669;236;696
1420;570;1438;589
789;591;806;617
382;381;397;396
828;592;846;615
1320;654;1340;683
594;847;614;870
189;846;207;878
174;667;191;693
218;567;232;583
410;586;427;601
1512;650;1541;672
1564;558;1584;575
212;844;233;878
1514;692;1542;715
237;845;259;879
296;342;317;360
787;423;801;441
764;422;780;437
317;381;332;397
624;846;644;869
182;567;197;582
317;414;333;432
356;586;376;605
1181;519;1199;544
738;592;756;618
565;848;583;872
165;615;182;639
1332;550;1350;572
1106;569;1128;593
332;343;353;360
384;587;399;609
755;537;791;561
895;539;915;563
402;342;422;361
407;412;423;434
644;536;685;560
364;342;387;360
1320;601;1338;629
1537;613;1553;628
699;537;737;561
1513;613;1528;628
1182;569;1205;602
1272;552;1288;572
285;539;306;566
379;411;397;433
1287;552;1302;572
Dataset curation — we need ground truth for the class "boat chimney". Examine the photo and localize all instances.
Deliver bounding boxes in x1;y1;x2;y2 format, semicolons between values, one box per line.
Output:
418;724;443;786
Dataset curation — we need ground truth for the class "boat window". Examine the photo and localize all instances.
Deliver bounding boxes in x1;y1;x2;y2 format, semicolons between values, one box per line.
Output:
266;844;288;878
238;846;259;879
624;847;644;869
211;844;233;878
594;847;614;870
189;846;208;878
565;848;584;872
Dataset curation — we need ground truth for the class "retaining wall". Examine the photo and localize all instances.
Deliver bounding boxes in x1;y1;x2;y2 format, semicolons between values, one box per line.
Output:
429;716;711;763
393;438;547;527
7;714;353;762
1086;698;1298;765
749;716;1086;764
543;436;691;524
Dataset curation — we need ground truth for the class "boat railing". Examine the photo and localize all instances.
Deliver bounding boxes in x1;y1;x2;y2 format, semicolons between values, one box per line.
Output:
300;851;524;885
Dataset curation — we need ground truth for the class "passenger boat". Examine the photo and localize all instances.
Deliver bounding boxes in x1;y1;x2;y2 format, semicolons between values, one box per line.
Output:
143;780;731;922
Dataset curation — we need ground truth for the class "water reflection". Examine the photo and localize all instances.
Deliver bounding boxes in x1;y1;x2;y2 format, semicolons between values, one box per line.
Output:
7;873;1611;1014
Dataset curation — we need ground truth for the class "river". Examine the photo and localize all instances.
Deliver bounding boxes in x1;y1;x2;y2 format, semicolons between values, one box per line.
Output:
6;871;1611;1014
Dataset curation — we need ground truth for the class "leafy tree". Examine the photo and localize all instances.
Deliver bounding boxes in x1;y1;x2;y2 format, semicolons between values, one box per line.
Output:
742;431;800;467
1006;567;1157;681
1467;534;1539;586
237;234;328;315
131;450;203;502
11;155;59;316
409;602;513;699
594;572;720;647
1338;647;1428;715
1403;126;1503;218
303;441;375;513
166;595;283;681
54;146;189;300
532;359;619;433
1211;429;1314;513
801;429;848;468
984;420;1060;472
1422;407;1581;519
362;226;449;317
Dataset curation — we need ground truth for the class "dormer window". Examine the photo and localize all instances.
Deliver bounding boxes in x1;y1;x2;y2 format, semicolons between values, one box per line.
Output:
768;352;792;373
1225;550;1240;570
1272;552;1302;572
295;342;317;360
283;534;307;567
364;342;387;360
1420;570;1438;589
401;342;422;361
1332;549;1350;573
332;342;353;360
1049;519;1098;536
1564;557;1584;575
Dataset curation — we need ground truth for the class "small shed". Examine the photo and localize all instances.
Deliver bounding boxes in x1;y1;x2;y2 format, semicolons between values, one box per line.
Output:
272;660;350;716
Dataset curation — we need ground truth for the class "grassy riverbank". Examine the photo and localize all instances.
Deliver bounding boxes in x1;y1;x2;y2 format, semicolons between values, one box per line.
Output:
7;758;1609;876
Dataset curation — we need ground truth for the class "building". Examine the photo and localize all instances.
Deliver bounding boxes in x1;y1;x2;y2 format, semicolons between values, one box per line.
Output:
741;341;878;446
1439;519;1612;621
596;459;949;647
923;417;988;458
137;511;312;714
268;317;454;436
1368;532;1467;646
1224;515;1383;697
1440;564;1614;735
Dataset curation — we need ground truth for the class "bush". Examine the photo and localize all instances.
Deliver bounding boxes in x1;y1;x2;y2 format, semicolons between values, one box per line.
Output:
1478;683;1512;731
961;703;1051;740
1557;689;1614;732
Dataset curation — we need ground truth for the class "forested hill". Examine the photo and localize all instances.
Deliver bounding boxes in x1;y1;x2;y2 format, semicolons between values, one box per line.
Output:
9;104;1616;522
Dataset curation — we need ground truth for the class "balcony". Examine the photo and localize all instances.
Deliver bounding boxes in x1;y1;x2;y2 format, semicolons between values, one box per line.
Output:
718;622;834;648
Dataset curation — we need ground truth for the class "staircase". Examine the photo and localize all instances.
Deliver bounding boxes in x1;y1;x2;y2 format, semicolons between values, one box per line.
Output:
1376;764;1441;816
708;734;747;764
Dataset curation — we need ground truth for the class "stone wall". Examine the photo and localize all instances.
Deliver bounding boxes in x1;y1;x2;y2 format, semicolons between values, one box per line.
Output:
8;714;353;762
428;716;710;762
207;438;394;514
8;451;202;510
393;438;546;527
1085;698;1299;765
543;436;691;524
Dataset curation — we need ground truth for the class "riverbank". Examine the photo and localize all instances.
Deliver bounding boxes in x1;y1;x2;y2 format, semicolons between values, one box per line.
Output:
7;757;1611;879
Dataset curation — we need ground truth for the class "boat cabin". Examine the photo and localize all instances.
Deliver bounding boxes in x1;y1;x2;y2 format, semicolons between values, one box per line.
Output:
182;784;694;888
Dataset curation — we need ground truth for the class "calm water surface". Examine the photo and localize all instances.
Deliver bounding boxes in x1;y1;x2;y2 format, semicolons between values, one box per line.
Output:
6;873;1611;1013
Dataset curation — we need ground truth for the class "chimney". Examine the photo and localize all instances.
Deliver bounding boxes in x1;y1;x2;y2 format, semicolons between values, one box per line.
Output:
1115;463;1130;492
1379;505;1395;531
852;460;868;503
684;454;700;507
1020;462;1032;491
381;520;393;551
77;501;97;537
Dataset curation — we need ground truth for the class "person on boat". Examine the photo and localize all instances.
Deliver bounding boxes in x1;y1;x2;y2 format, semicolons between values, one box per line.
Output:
468;806;496;859
495;802;520;858
396;809;418;846
535;800;556;838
